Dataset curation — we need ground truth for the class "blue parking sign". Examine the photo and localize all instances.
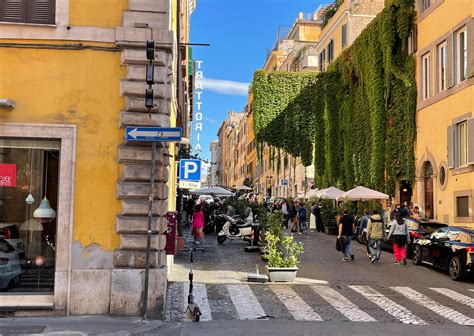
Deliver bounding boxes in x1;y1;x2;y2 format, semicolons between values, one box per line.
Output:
179;159;201;182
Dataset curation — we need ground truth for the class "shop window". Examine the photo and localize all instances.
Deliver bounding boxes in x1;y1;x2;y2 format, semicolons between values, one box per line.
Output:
455;27;467;84
437;41;447;92
421;53;431;100
0;138;59;293
0;0;56;24
456;196;469;218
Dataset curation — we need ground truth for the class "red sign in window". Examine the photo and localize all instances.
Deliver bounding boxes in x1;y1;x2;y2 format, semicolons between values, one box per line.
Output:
0;164;17;187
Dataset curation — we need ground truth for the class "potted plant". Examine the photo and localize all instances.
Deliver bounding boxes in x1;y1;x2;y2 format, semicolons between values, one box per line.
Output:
263;228;304;282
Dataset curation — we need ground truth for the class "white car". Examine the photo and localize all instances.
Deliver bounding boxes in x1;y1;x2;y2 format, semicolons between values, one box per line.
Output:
0;223;25;259
0;238;22;289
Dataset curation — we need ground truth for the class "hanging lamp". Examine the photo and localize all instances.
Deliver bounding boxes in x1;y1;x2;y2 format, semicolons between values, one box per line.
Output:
33;151;56;221
25;148;35;205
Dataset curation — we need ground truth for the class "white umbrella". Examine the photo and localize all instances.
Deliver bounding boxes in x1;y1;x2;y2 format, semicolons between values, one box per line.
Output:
336;186;389;201
314;187;345;200
233;185;252;191
304;188;319;199
190;186;234;196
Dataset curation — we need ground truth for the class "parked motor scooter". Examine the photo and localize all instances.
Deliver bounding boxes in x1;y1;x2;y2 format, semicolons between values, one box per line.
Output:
217;214;254;244
203;210;227;234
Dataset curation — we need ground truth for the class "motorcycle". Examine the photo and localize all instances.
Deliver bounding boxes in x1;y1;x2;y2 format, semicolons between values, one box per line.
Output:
203;210;227;234
217;214;255;244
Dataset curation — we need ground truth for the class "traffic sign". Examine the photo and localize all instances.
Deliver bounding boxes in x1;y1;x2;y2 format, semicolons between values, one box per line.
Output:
125;127;182;142
179;159;201;182
280;179;289;187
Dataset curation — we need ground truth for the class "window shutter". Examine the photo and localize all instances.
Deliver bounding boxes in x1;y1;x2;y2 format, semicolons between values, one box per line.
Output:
446;34;455;88
27;0;55;24
467;18;474;79
468;118;474;165
447;125;454;168
0;0;27;23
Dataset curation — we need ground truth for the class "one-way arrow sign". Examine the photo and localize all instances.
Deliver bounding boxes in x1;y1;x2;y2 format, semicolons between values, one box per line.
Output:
125;127;182;142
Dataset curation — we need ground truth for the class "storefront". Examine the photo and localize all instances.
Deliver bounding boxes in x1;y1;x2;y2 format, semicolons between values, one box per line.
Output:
0;123;75;310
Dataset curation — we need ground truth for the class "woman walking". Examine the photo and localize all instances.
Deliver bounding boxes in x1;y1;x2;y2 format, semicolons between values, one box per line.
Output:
367;209;384;263
192;204;204;244
386;212;409;265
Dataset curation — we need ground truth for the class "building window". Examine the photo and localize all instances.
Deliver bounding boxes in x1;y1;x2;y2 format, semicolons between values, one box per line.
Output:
455;27;468;83
407;25;417;55
342;24;347;49
422;53;431;100
457;120;468;167
0;0;56;24
456;196;469;218
319;49;326;72
437;42;446;92
420;0;431;12
327;39;334;63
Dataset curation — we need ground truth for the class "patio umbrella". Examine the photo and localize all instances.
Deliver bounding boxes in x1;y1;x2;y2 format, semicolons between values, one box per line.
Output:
190;186;234;196
336;186;389;201
304;188;319;199
233;185;252;191
314;187;345;200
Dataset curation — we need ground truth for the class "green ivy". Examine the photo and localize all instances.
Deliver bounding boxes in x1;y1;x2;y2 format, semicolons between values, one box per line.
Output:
251;0;416;194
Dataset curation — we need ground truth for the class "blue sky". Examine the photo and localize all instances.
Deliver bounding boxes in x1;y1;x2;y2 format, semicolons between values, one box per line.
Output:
189;0;326;161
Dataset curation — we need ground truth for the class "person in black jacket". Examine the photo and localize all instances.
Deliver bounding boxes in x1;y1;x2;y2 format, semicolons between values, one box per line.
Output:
313;202;323;233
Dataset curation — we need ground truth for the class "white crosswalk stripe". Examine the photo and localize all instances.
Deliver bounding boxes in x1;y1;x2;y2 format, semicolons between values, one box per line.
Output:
469;289;474;293
430;288;474;309
390;286;474;326
271;285;323;321
181;282;212;321
349;285;427;325
311;285;376;322
226;284;267;320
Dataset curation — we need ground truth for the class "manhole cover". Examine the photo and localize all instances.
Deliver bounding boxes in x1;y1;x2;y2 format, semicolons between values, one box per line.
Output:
0;326;46;334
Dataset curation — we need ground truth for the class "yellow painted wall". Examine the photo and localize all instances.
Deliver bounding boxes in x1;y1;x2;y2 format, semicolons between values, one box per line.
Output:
0;47;125;250
69;0;129;28
415;0;474;228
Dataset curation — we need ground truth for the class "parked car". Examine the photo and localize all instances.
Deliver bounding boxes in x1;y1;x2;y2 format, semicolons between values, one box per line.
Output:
412;226;474;281
0;223;25;259
0;238;22;290
382;218;447;257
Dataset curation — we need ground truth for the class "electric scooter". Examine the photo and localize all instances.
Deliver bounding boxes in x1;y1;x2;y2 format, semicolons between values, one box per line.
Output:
184;247;201;322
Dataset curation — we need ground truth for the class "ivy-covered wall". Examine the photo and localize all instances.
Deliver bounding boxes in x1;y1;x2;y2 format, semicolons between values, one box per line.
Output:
252;0;416;195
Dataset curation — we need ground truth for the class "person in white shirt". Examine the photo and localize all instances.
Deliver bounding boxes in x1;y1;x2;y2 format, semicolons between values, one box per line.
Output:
281;199;289;229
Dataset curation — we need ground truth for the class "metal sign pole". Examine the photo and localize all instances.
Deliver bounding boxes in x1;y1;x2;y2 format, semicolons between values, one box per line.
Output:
143;140;156;319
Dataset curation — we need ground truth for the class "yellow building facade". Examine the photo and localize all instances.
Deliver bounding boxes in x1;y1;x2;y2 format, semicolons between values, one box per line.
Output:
0;0;193;317
414;0;474;228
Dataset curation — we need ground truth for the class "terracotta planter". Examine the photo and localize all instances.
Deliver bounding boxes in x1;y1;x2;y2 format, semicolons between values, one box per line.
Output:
266;266;298;282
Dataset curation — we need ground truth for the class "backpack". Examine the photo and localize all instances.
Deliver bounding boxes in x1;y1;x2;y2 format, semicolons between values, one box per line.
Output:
299;206;307;218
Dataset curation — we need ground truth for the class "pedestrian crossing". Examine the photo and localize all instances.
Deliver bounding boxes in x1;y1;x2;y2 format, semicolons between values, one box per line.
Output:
165;282;474;326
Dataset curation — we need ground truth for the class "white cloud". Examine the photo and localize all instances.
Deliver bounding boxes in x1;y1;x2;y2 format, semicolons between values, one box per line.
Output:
201;78;250;96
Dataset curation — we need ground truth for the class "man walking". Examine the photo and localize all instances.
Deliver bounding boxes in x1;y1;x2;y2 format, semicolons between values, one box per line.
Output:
338;209;355;261
313;202;323;233
367;209;384;263
358;209;371;258
297;202;307;234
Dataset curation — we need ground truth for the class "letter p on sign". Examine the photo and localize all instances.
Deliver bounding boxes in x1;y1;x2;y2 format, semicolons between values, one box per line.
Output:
179;159;201;182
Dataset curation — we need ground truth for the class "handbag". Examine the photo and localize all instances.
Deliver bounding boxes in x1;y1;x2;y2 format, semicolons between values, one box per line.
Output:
336;237;346;253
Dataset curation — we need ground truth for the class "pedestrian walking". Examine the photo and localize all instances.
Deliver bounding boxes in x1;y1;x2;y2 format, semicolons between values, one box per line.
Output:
290;201;299;233
358;209;371;258
338;209;355;261
281;199;290;229
191;204;204;244
309;203;317;231
386;212;409;265
314;202;323;233
298;203;307;234
367;209;384;263
412;205;421;219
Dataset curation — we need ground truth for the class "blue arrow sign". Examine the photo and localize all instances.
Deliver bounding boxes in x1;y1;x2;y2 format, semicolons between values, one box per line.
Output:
125;127;182;142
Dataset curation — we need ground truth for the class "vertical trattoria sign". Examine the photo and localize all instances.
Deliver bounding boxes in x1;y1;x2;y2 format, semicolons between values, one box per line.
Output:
193;60;203;152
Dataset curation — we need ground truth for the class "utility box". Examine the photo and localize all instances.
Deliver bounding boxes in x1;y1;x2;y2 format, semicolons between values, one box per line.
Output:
165;211;178;255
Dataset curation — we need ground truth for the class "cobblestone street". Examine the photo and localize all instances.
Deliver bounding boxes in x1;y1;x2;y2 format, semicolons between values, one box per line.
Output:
165;229;474;327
